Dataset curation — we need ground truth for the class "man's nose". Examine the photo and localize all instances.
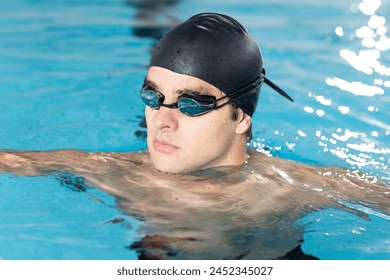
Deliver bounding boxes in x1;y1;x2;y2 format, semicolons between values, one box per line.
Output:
152;106;179;131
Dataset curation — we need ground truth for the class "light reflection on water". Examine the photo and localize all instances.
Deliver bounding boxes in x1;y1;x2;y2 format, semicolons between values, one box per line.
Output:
250;0;389;182
322;0;389;179
327;0;389;93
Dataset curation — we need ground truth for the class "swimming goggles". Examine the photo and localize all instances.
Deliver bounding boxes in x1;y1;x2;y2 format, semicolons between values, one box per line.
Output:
140;70;293;117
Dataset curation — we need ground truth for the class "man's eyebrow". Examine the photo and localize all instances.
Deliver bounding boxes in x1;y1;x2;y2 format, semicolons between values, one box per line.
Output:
143;78;159;90
175;86;213;96
143;78;216;96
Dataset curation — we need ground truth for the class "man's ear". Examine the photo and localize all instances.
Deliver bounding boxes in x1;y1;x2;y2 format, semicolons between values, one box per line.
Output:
235;111;252;135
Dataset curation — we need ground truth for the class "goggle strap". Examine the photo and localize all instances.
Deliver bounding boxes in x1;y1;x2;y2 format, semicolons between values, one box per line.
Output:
262;68;294;102
264;77;294;102
141;69;294;116
214;76;264;110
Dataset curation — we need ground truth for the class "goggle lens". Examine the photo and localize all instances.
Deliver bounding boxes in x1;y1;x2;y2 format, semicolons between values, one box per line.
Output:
140;89;161;109
140;88;216;117
178;97;214;116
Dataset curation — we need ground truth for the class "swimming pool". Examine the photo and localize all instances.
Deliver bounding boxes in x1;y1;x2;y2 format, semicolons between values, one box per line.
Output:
0;0;389;259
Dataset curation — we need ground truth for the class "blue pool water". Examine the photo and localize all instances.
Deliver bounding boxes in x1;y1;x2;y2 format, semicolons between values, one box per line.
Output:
0;174;141;259
0;0;389;259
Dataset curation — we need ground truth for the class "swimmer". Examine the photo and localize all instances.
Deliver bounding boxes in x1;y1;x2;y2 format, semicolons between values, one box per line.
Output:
0;13;389;260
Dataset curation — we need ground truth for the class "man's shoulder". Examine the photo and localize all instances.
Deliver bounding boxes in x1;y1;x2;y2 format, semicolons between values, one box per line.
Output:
246;150;319;172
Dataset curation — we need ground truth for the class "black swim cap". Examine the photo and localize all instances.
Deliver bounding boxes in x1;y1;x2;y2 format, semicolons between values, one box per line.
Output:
149;12;263;117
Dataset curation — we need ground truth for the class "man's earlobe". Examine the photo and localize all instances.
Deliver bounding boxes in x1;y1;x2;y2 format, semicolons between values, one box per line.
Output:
235;113;252;134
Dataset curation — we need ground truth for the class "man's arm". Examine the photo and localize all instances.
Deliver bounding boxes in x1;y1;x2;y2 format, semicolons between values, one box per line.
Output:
0;150;91;176
0;149;148;177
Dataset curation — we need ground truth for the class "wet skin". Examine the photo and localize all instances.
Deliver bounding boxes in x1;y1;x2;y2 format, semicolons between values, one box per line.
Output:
1;149;389;259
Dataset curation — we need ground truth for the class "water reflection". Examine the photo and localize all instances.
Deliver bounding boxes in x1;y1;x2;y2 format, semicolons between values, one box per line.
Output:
327;0;389;95
301;0;389;179
125;0;181;40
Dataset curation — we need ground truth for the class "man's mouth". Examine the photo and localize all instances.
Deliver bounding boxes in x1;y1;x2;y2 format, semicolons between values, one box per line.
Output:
153;138;179;154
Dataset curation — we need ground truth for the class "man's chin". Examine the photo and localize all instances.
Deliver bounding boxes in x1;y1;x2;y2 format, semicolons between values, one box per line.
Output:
151;156;195;174
153;162;190;174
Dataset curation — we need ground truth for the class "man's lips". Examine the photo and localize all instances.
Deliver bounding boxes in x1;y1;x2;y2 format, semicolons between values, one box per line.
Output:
153;138;179;154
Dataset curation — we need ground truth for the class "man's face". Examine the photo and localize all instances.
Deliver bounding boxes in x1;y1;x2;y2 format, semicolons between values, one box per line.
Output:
144;66;246;173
